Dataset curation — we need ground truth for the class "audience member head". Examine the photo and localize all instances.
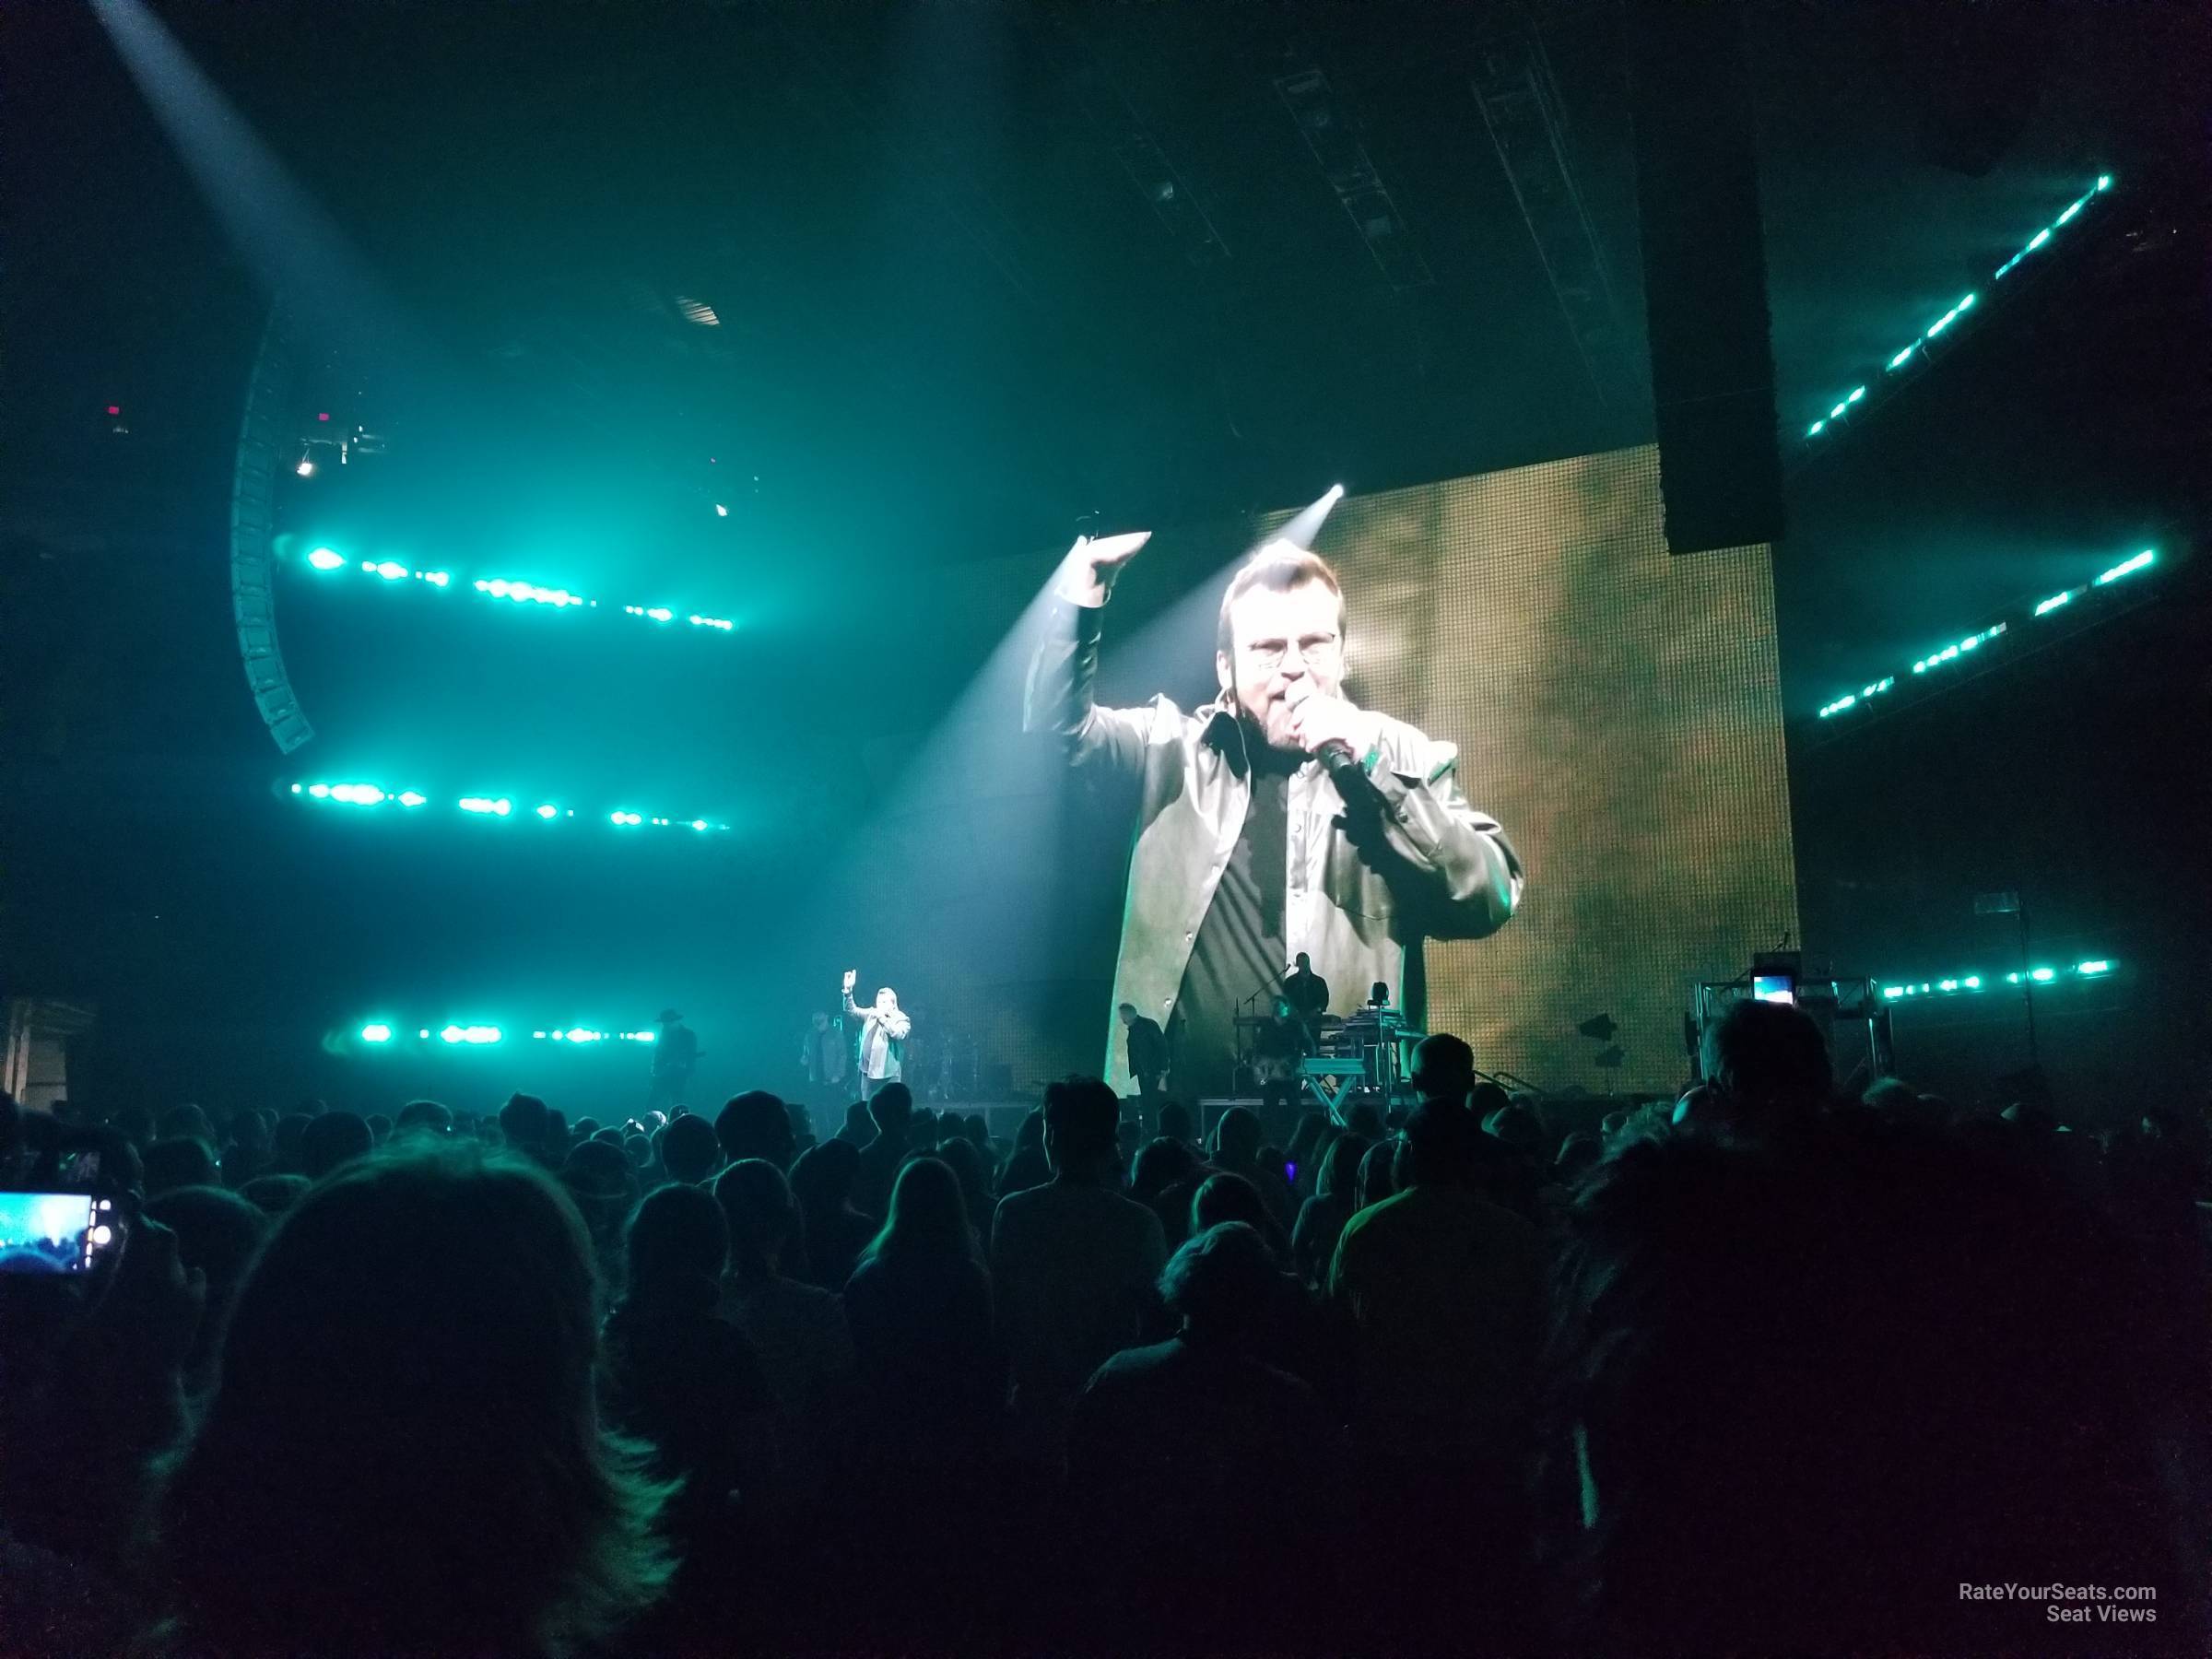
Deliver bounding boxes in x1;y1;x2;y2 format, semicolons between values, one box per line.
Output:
1157;1099;1195;1146
270;1113;311;1173
1014;1106;1046;1152
1401;1101;1482;1190
498;1092;554;1163
1482;1100;1546;1156
1210;1104;1263;1171
1190;1171;1288;1260
838;1100;872;1143
659;1112;723;1185
1345;1101;1383;1140
867;1082;914;1141
1555;1130;1603;1183
239;1172;311;1217
394;1099;453;1140
860;1156;974;1268
619;1182;728;1314
1409;1032;1476;1106
143;1136;221;1197
143;1183;267;1381
621;1134;653;1171
365;1113;392;1146
909;1107;943;1151
1355;1136;1399;1211
789;1137;861;1216
1317;1131;1373;1202
1468;1079;1512;1121
716;1090;795;1170
1131;1136;1200;1204
1042;1077;1121;1179
1116;1001;1138;1027
150;1144;671;1656
159;1104;214;1144
300;1112;373;1182
713;1159;797;1281
1861;1077;1919;1120
1159;1222;1279;1345
563;1138;639;1212
1698;999;1832;1124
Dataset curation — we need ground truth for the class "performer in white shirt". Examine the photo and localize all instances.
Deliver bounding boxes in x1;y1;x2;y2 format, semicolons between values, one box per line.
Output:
842;969;912;1100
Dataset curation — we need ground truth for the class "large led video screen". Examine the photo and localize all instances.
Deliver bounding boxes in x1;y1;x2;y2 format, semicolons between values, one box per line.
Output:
1303;443;1796;1092
844;442;1796;1101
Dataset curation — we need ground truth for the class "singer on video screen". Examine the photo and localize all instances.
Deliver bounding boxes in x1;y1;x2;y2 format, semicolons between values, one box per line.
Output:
1025;531;1524;1098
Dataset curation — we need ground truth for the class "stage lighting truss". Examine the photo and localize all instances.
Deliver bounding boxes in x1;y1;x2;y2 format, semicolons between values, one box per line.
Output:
291;411;386;477
1276;69;1432;291
1877;959;2115;1000
1471;35;1641;407
1804;174;2113;444
1815;546;2158;722
295;550;738;637
354;1023;660;1049
1066;63;1230;266
290;782;727;832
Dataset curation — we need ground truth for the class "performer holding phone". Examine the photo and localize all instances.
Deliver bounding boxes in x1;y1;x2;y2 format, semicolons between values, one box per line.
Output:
843;970;912;1100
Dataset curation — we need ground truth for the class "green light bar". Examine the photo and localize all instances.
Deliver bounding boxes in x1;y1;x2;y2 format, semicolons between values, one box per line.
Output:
1880;959;2113;998
2093;548;2154;585
293;783;726;832
1810;173;2111;441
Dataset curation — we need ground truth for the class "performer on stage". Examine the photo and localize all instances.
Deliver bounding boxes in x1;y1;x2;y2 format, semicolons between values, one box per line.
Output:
842;969;912;1100
647;1008;700;1112
1117;1001;1171;1124
1026;531;1523;1099
1283;952;1330;1022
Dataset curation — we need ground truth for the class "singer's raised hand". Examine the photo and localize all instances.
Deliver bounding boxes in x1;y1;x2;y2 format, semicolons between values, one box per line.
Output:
1051;529;1152;608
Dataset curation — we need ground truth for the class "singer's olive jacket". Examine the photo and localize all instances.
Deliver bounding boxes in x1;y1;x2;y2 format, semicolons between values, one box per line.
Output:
1026;601;1523;1096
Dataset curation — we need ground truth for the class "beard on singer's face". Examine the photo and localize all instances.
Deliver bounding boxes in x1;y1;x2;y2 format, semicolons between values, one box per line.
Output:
1232;670;1340;757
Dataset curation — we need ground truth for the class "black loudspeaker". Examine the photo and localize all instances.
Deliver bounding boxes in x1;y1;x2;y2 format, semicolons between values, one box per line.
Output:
1624;0;1783;555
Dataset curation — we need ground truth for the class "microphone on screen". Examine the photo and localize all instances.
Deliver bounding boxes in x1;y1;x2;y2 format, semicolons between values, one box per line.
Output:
1314;738;1367;789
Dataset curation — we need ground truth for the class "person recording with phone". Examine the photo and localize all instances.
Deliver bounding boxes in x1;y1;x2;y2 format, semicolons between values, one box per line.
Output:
1025;529;1523;1100
842;970;912;1100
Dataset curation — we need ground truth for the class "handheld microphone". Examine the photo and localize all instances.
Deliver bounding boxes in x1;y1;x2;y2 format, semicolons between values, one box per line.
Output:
1314;738;1365;789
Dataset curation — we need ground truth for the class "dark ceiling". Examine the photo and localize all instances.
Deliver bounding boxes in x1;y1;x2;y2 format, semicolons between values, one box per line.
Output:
12;1;2205;578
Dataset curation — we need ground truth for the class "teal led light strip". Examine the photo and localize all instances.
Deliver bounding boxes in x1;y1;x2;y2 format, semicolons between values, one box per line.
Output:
1877;959;2113;1000
1817;547;2157;721
291;782;726;832
1806;174;2113;442
300;547;737;636
358;1023;663;1046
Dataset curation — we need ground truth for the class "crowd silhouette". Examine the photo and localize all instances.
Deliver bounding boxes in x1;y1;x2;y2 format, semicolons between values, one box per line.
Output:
0;999;2205;1655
